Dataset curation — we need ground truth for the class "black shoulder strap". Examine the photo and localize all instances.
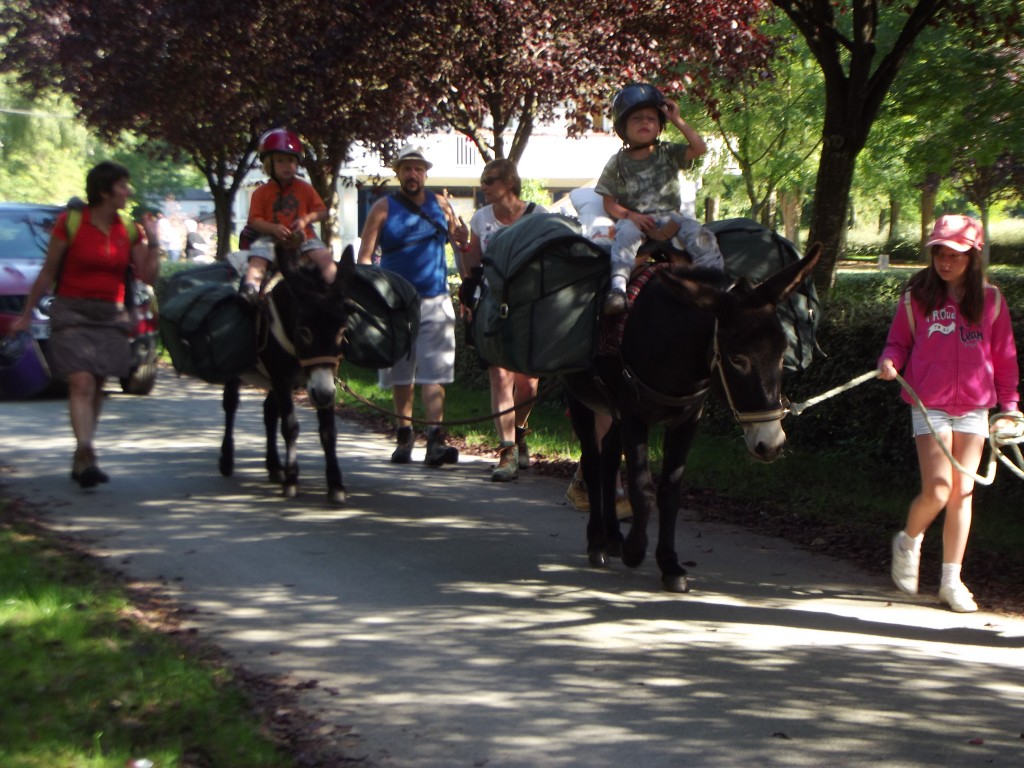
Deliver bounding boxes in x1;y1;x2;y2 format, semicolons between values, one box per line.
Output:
390;191;466;256
390;191;448;239
525;202;537;215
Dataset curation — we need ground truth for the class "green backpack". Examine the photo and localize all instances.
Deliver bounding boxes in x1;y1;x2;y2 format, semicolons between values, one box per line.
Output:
65;207;140;246
474;213;609;376
706;218;823;373
158;261;256;383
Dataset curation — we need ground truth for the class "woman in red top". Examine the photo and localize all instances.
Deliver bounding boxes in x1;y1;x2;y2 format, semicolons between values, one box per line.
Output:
12;161;160;487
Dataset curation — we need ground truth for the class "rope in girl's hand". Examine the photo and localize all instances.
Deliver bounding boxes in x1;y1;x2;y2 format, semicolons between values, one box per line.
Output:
786;369;1024;485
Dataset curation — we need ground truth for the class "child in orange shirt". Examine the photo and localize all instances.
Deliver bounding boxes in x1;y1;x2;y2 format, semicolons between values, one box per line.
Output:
240;128;337;299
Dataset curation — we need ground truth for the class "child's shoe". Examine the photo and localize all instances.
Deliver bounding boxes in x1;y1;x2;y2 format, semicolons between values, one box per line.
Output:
602;288;627;316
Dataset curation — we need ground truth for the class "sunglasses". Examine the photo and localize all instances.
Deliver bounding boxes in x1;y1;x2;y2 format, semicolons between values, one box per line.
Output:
480;176;501;186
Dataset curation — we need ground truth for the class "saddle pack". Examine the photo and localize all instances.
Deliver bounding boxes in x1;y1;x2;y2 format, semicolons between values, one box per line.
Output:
706;218;822;372
159;261;256;383
342;265;421;369
474;213;608;377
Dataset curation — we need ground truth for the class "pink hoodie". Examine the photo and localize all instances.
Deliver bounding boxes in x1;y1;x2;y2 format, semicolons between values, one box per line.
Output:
879;284;1019;416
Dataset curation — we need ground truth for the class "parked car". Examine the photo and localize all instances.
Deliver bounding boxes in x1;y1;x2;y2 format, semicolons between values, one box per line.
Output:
0;202;159;396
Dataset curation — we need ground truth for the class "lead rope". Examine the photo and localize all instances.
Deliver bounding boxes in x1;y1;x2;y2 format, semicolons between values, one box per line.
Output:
787;370;1024;485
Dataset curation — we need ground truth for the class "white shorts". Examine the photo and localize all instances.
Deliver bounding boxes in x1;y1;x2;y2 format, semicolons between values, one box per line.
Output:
911;407;989;438
249;235;329;260
378;294;455;388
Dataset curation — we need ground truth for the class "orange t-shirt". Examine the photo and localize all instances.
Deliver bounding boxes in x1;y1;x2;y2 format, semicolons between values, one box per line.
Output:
247;178;326;240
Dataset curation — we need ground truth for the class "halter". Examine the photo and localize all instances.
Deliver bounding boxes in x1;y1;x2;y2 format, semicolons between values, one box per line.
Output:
708;319;788;424
618;318;787;425
261;273;344;373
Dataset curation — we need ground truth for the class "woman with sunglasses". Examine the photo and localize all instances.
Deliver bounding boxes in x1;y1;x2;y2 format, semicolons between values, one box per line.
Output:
460;159;546;481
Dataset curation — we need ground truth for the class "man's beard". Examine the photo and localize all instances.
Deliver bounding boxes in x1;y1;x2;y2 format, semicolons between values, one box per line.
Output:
400;177;421;197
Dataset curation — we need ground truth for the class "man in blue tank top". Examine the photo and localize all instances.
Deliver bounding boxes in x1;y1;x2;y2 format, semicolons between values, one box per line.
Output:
357;145;469;466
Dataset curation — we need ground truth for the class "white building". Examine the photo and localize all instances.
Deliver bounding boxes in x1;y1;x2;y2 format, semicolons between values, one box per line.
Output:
234;121;699;255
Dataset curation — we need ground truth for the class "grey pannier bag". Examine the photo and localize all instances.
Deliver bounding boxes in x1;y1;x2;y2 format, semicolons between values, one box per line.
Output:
474;213;609;376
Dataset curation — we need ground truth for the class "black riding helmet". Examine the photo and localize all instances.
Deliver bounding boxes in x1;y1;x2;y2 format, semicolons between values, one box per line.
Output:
612;84;666;143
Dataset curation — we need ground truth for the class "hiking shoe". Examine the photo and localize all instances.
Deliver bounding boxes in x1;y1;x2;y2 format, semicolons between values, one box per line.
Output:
391;427;414;464
71;446;108;487
565;476;589;511
238;282;260;306
424;429;459;467
602;288;627;316
891;533;920;595
939;582;978;613
491;443;518;482
515;426;530;470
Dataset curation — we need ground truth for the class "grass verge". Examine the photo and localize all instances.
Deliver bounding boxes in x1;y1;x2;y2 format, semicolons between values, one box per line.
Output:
0;496;343;768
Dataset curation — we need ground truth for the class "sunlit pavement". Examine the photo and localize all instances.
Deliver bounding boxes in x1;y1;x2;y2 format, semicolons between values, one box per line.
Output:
2;371;1023;768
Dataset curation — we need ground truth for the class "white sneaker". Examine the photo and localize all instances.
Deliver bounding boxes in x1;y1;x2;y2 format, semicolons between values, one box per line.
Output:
891;533;920;594
939;582;978;613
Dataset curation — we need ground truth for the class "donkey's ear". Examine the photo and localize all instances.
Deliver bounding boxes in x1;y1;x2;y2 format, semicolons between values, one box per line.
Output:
655;267;726;312
752;244;821;307
338;245;356;280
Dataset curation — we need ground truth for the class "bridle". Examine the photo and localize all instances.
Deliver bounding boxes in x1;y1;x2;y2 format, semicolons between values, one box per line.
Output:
707;320;788;424
260;272;345;375
620;318;786;425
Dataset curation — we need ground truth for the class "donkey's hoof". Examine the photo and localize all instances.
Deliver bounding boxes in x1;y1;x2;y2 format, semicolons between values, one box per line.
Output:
662;575;691;593
621;548;646;569
283;484;299;499
218;457;233;477
588;549;608;568
328;487;347;505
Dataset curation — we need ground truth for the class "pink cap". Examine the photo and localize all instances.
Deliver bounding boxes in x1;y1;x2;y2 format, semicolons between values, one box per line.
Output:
925;214;983;252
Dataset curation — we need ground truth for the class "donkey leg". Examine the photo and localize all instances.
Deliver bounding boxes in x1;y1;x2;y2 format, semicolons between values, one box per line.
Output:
317;406;346;505
620;417;656;569
655;422;699;593
263;392;285;484
273;388;301;498
219;378;240;476
599;421;625;559
567;394;608;567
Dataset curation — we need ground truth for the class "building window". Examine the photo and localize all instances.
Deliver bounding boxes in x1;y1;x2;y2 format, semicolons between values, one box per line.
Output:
457;136;479;167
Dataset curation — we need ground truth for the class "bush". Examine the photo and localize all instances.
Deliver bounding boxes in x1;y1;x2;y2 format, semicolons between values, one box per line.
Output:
702;267;1024;479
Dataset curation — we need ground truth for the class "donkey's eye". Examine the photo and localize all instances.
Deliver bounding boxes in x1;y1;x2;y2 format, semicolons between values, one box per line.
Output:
297;327;313;346
729;354;752;374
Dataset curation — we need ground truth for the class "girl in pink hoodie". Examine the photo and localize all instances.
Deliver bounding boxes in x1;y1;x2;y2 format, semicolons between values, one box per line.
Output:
878;214;1019;613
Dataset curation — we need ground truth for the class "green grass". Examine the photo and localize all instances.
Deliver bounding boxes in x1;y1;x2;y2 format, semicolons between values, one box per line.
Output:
0;502;298;768
336;359;580;457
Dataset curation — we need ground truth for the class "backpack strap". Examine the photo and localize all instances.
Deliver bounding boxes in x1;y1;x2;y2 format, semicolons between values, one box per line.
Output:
390;191;448;239
66;207;140;245
903;290;915;336
390;191;468;256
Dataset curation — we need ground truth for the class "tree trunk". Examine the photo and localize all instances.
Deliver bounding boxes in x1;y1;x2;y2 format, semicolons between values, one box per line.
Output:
806;131;861;296
780;190;801;247
919;171;940;252
774;0;948;297
887;195;900;244
704;196;719;224
210;186;236;260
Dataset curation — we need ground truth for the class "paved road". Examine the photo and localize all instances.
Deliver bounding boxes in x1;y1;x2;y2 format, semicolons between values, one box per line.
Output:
2;373;1023;767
